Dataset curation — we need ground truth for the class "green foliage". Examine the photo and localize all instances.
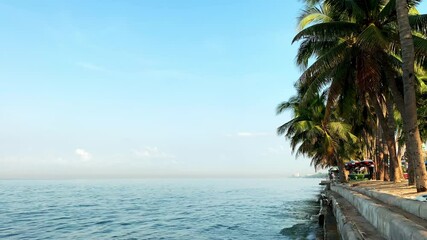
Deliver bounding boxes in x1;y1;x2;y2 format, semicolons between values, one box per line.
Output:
278;0;427;171
348;173;368;180
417;76;427;141
277;89;357;169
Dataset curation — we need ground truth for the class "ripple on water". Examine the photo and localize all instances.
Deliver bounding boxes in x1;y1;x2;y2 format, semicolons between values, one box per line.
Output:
0;178;322;240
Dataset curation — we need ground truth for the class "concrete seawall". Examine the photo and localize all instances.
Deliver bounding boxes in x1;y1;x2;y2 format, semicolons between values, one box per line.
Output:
329;193;365;240
331;185;427;240
324;189;384;240
343;185;427;221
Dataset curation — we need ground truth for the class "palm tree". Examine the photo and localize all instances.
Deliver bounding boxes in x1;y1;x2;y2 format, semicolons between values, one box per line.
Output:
370;91;404;181
386;63;427;185
395;0;427;192
294;0;406;182
293;0;427;185
277;88;357;182
417;75;427;142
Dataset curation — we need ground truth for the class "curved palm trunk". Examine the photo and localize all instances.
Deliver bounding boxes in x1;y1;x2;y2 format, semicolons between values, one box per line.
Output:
363;129;375;161
386;73;416;184
396;0;427;191
385;95;404;181
337;159;348;183
371;94;401;182
376;152;385;180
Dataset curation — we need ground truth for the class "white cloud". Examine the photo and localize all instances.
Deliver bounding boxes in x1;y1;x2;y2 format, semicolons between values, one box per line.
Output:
75;148;92;161
133;147;175;160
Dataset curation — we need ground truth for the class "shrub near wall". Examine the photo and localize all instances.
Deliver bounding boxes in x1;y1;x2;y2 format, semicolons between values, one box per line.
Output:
349;174;366;180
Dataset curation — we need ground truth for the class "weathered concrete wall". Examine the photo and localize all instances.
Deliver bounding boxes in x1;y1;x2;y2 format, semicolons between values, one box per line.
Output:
329;195;363;240
332;185;427;240
343;185;427;221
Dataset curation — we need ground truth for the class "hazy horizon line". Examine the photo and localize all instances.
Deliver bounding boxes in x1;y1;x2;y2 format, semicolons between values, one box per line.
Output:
0;173;323;180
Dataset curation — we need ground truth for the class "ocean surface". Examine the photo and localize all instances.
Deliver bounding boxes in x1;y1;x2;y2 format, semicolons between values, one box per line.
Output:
0;178;323;239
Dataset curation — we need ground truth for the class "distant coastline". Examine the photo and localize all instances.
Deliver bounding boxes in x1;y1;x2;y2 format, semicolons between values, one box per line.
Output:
290;172;328;179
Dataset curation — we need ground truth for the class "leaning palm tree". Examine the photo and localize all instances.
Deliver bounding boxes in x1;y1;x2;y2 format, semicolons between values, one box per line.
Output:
395;0;427;191
277;89;357;182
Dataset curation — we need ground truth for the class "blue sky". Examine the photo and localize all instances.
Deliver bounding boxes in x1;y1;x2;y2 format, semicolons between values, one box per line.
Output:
0;0;390;178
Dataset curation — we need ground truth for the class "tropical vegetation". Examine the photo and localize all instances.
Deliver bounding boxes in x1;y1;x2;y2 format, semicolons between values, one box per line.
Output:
278;0;427;192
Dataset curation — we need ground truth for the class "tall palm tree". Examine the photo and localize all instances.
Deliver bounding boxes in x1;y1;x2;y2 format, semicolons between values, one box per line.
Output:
386;63;427;185
294;0;405;181
293;0;427;185
395;0;427;192
370;91;404;181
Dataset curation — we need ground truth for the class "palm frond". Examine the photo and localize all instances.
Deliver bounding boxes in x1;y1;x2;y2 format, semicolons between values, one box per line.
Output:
299;41;350;87
298;9;334;30
293;22;360;43
296;38;339;69
356;23;389;50
303;0;322;7
409;14;427;36
324;0;366;20
413;35;427;68
378;0;396;23
276;95;300;114
417;75;427;93
408;0;423;8
324;75;344;120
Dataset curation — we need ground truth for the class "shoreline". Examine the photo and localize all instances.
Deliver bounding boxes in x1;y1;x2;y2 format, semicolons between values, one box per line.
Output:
321;180;427;239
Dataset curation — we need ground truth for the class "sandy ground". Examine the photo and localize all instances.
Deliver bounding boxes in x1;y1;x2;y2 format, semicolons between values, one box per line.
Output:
350;180;425;199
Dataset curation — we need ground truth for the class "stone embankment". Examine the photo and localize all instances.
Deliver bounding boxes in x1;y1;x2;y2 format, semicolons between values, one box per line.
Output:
327;180;427;240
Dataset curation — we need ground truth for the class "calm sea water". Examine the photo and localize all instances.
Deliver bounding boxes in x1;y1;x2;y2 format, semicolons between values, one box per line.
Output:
0;178;322;239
